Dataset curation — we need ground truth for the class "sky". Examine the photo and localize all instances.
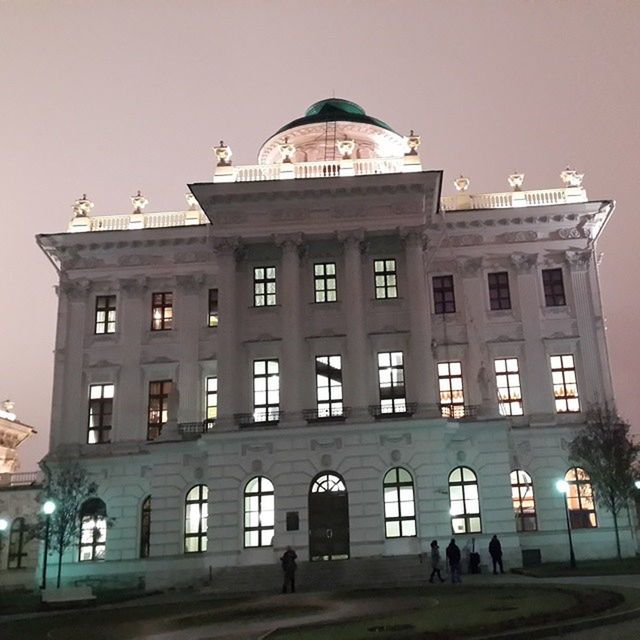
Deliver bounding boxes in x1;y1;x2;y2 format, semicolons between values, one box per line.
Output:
1;0;639;471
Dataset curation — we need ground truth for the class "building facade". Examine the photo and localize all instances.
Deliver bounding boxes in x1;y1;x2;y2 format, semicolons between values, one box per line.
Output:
36;99;632;590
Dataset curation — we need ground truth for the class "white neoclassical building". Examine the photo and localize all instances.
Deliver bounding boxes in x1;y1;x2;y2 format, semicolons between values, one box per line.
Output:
35;98;632;590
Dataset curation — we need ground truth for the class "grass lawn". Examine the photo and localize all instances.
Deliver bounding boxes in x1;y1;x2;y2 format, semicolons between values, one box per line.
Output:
514;556;640;578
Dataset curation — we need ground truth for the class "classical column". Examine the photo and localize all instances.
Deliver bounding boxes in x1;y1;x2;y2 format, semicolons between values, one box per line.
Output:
278;236;305;423
403;230;436;412
565;250;608;404
214;240;239;428
511;253;555;417
341;232;369;417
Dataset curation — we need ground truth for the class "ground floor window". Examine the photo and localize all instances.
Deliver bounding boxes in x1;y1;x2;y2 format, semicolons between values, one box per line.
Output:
244;476;275;548
565;467;597;528
510;469;537;531
185;485;208;552
383;467;416;538
448;466;482;533
79;498;107;561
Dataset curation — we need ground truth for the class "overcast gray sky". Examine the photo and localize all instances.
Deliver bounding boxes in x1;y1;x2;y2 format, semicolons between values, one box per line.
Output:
1;0;638;470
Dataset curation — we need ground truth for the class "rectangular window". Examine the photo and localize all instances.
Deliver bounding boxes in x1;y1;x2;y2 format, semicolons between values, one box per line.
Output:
87;383;114;444
208;289;219;327
206;376;217;422
151;292;173;331
488;272;511;311
147;380;172;440
494;358;524;416
550;355;580;412
438;361;465;418
254;267;277;307
315;355;343;417
314;262;337;303
433;275;456;314
542;268;566;306
377;351;406;414
94;295;116;334
374;259;398;299
253;359;279;422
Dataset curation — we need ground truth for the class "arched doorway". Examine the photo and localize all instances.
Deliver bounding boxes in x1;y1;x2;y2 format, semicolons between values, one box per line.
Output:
308;472;350;560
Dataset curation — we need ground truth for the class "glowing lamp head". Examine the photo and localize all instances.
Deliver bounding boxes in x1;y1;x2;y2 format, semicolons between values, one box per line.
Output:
556;480;569;495
635;480;640;490
43;500;56;516
0;518;8;532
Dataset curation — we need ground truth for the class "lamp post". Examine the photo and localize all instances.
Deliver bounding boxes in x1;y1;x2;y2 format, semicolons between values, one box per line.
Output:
556;480;576;569
40;500;56;590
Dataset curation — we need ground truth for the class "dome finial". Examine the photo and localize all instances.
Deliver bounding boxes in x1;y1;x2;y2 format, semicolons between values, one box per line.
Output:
72;194;94;218
131;190;148;213
214;141;232;166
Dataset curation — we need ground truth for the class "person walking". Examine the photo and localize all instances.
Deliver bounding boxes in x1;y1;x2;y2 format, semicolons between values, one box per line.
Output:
428;540;445;583
280;546;297;593
489;534;504;574
446;538;462;584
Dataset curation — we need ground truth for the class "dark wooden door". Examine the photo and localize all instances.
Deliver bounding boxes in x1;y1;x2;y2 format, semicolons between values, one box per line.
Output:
309;491;350;560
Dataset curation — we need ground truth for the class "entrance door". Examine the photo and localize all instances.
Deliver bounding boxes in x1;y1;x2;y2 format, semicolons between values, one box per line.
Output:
308;472;350;560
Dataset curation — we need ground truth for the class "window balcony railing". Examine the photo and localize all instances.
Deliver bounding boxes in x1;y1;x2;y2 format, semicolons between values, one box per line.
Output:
235;411;281;428
303;407;350;423
439;404;478;419
178;419;216;435
369;403;417;420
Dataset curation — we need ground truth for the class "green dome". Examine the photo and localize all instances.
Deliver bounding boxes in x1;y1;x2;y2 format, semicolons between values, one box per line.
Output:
274;98;396;136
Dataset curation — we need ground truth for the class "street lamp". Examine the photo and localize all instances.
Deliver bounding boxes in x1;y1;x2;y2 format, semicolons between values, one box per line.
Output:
556;480;577;569
41;500;56;590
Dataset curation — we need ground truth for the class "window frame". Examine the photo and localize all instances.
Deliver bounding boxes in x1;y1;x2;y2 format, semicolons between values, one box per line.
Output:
494;358;524;416
314;262;338;303
243;476;275;548
565;467;597;529
510;470;538;532
377;351;407;414
79;498;107;562
253;359;280;423
87;383;114;444
373;259;398;300
383;467;417;539
140;495;151;559
151;292;173;331
438;361;465;418
253;266;277;307
184;484;208;553
550;354;580;413
315;355;344;418
208;288;219;327
206;376;218;422
488;272;511;311
433;275;456;314
448;466;482;534
147;380;172;440
542;268;566;307
94;295;117;335
7;517;27;569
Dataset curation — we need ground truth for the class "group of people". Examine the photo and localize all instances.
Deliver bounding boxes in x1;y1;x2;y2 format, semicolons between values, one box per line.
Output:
428;534;504;584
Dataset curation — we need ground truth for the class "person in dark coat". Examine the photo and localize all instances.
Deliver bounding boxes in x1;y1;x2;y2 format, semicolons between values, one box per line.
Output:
489;534;504;574
280;546;297;593
428;540;445;583
446;538;462;584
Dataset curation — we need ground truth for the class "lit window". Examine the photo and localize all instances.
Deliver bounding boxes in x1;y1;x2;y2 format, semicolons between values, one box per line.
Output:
383;468;417;538
253;359;279;422
448;467;482;534
206;377;217;422
377;352;406;414
7;518;27;569
374;259;398;299
79;498;107;562
94;295;116;334
311;473;346;493
565;467;597;528
550;355;580;413
151;292;173;331
88;383;114;444
147;380;172;440
244;477;275;548
438;362;465;418
314;262;337;303
542;268;566;307
184;485;208;553
510;470;537;531
254;267;277;307
495;358;524;416
433;275;455;314
208;289;219;327
315;355;343;418
140;496;151;559
488;272;511;311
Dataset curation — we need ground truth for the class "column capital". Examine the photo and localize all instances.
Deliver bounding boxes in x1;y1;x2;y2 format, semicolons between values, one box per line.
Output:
455;257;483;277
176;274;205;294
564;249;592;272
60;277;92;300
337;230;368;254
117;276;148;295
400;227;428;250
510;252;538;274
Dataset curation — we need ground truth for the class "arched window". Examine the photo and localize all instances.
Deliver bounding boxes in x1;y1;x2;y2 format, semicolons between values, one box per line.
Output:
383;467;417;538
311;473;346;493
7;517;27;569
79;498;107;562
448;467;482;534
140;496;151;558
565;467;597;528
184;485;208;553
510;470;537;531
244;477;275;548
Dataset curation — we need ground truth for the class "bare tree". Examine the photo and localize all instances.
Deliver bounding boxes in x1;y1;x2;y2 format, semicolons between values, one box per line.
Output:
35;461;98;588
569;404;640;559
